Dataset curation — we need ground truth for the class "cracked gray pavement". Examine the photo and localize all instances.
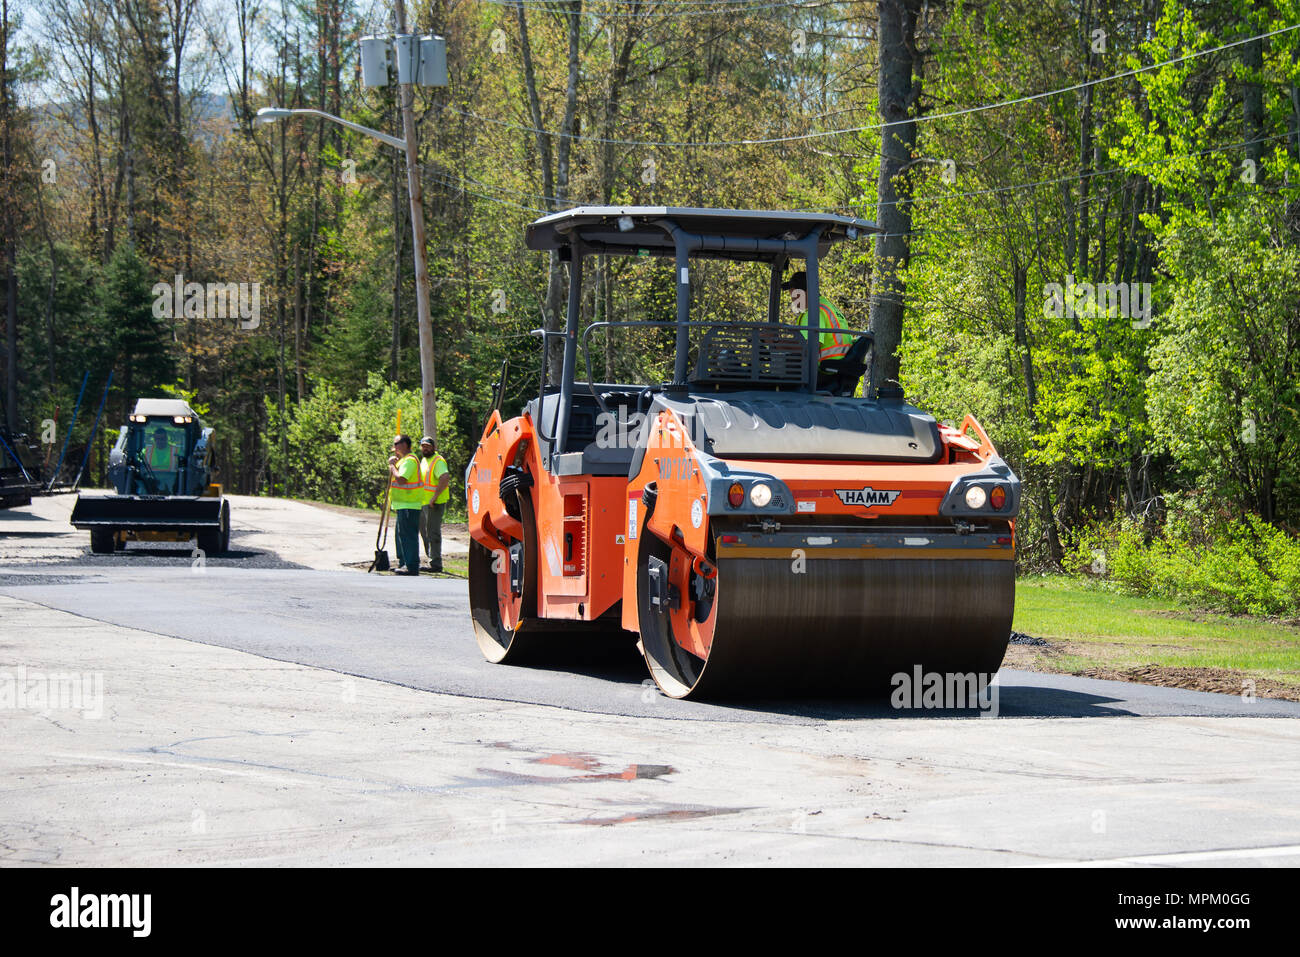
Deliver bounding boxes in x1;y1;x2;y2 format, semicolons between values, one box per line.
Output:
3;593;1300;866
2;495;1299;866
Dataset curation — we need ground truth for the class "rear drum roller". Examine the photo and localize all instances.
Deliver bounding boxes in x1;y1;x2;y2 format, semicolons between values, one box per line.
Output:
469;490;538;663
637;530;715;698
219;500;230;552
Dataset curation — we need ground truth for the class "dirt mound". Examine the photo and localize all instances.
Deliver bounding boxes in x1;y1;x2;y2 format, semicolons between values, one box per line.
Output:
1073;664;1300;703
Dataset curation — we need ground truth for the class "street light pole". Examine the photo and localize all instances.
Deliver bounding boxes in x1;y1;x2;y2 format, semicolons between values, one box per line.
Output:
393;0;437;446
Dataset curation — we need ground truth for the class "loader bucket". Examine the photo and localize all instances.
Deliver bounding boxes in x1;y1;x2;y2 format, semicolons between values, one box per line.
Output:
70;494;224;532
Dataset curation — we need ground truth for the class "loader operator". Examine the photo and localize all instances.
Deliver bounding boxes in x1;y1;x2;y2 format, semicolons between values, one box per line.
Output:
146;427;180;494
387;434;424;576
418;435;450;573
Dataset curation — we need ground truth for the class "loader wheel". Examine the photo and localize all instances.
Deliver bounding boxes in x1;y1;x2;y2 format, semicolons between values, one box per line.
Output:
196;501;231;555
89;529;116;555
469;488;538;663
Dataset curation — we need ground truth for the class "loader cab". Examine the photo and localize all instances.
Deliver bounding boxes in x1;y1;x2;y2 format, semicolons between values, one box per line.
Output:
522;207;879;475
109;399;212;497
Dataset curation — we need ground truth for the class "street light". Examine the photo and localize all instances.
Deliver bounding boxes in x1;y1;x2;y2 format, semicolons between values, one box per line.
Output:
253;107;408;154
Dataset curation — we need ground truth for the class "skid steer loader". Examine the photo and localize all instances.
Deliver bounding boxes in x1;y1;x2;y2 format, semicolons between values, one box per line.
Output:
71;398;230;555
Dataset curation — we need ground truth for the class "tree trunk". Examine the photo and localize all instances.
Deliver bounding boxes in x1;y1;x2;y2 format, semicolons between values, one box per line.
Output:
294;247;304;400
516;0;582;382
391;94;404;383
868;0;922;392
1077;0;1094;280
1243;34;1264;168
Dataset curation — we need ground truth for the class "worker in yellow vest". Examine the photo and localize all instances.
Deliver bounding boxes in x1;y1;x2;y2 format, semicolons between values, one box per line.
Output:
387;434;424;575
782;270;851;367
147;427;180;493
418;435;450;573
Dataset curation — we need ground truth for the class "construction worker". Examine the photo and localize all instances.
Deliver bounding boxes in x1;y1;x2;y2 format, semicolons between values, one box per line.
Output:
782;270;851;365
418;435;450;573
387;434;423;576
148;427;179;469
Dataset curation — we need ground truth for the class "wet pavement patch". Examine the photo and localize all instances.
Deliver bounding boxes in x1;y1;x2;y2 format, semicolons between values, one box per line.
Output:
0;573;109;587
570;806;753;826
534;752;602;772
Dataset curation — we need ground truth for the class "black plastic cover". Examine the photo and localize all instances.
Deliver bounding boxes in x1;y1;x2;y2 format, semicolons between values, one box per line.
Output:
664;392;944;462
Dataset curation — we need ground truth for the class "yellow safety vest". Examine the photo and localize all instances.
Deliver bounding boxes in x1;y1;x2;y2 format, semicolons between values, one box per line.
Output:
796;296;851;361
390;454;425;509
420;454;450;506
149;443;178;470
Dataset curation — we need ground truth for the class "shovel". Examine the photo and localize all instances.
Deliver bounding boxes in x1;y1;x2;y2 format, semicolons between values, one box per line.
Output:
370;482;392;572
369;411;401;573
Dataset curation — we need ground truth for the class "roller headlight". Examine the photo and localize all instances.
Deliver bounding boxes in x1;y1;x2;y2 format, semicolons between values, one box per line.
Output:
964;485;987;510
749;483;772;508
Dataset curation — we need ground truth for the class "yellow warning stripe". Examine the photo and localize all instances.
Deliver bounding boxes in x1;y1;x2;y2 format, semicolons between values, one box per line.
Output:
715;546;1015;561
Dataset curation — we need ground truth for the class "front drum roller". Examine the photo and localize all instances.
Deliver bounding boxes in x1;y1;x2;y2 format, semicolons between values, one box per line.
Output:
638;525;1014;699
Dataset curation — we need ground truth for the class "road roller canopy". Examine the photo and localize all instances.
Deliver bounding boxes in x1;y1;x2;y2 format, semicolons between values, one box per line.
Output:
527;206;879;399
526;206;877;262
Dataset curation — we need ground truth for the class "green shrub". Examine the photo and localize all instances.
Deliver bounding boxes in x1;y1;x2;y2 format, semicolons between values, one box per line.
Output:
1070;510;1300;618
265;373;469;511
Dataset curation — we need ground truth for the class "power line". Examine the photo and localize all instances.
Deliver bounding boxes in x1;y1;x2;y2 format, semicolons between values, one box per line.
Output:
416;128;1294;223
480;0;816;15
425;169;548;213
497;0;800;6
448;22;1300;149
863;130;1297;213
480;0;875;35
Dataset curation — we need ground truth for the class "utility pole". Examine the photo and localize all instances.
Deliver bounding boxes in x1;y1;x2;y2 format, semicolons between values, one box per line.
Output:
1;0;17;434
394;0;437;444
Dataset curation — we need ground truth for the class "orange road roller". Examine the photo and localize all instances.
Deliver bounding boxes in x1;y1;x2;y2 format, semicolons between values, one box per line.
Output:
467;207;1019;698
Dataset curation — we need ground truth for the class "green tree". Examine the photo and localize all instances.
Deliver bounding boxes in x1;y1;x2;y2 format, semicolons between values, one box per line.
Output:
99;241;174;417
1147;197;1300;523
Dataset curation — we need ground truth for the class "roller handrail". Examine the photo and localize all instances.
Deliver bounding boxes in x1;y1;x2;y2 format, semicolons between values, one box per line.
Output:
579;319;874;417
529;327;566;445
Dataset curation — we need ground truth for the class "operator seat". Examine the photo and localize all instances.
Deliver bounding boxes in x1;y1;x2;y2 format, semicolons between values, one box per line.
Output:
817;334;874;396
